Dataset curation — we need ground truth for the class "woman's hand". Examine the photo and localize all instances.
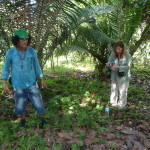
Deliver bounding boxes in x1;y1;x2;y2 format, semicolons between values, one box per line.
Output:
106;63;110;67
111;65;120;70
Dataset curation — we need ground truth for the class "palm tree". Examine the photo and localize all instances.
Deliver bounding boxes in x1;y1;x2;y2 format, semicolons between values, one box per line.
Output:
1;0;149;71
0;0;87;66
0;0;116;68
58;0;150;75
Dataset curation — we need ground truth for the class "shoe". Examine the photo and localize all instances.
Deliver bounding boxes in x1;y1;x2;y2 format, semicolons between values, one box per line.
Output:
20;118;26;127
39;117;47;128
111;104;118;107
118;105;126;109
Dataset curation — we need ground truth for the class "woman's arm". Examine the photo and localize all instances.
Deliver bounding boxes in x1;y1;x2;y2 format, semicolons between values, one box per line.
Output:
119;52;131;72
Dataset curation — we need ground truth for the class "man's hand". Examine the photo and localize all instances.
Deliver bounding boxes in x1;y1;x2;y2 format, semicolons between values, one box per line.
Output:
2;80;10;94
40;78;47;89
111;65;120;70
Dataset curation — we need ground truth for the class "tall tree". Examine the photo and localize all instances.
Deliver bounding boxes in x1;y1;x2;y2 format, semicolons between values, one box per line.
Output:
59;0;150;75
0;0;85;67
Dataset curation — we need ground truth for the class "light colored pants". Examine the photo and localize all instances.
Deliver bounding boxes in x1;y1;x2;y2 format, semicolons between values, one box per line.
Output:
110;81;129;108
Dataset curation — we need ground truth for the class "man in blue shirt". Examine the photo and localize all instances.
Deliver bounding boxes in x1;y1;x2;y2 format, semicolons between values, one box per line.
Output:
2;29;47;127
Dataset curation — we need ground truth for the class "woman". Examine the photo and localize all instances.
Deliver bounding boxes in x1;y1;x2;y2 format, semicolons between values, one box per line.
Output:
107;41;131;108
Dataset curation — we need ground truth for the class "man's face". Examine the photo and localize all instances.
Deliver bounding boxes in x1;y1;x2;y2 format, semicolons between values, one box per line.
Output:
18;38;28;48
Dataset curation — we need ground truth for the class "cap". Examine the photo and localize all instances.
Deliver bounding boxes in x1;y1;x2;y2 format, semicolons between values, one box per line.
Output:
14;29;29;39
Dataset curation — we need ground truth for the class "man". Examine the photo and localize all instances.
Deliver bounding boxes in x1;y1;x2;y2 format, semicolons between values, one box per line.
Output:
2;29;47;127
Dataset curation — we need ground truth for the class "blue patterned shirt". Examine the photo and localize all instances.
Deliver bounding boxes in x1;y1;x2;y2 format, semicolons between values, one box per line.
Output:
2;46;43;89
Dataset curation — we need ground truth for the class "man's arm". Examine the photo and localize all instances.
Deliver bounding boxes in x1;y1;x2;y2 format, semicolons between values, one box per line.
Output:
2;79;10;94
40;77;47;89
33;50;47;89
33;50;43;78
2;51;11;94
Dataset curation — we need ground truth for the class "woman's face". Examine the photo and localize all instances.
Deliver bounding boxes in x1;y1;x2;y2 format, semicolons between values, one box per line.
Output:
115;46;123;55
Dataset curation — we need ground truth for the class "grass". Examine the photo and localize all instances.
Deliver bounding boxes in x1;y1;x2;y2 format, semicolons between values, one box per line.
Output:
0;57;149;149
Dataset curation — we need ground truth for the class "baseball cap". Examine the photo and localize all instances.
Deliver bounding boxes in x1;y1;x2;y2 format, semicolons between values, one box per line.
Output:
14;29;29;39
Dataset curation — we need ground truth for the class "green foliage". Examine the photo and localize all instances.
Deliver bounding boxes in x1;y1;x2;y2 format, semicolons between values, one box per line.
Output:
93;137;107;144
52;142;63;150
62;0;150;75
128;84;149;102
17;135;46;150
71;143;80;150
0;0;149;149
0;65;149;149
